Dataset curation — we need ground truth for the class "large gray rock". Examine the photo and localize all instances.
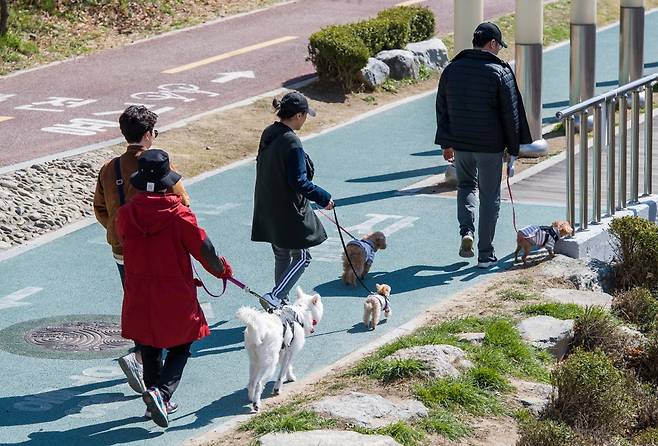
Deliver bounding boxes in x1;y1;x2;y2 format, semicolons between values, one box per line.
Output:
310;392;427;428
517;316;574;359
260;430;402;446
539;255;614;292
388;344;473;378
359;57;390;90
405;38;449;70
375;50;419;80
512;379;553;416
543;288;613;309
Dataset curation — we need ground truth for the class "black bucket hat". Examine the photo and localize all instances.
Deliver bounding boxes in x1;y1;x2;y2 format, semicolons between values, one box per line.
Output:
474;22;508;48
279;91;316;117
130;149;181;192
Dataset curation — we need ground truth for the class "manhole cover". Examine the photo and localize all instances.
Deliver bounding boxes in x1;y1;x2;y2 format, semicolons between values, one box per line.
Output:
0;315;132;360
25;320;130;353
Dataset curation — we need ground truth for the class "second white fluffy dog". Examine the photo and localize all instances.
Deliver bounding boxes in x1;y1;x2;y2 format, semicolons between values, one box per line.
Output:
236;287;324;412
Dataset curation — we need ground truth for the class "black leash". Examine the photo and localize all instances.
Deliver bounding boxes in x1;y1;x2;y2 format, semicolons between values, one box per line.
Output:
332;207;374;295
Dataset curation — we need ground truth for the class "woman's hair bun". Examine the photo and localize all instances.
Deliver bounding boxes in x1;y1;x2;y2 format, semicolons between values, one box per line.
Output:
272;98;281;110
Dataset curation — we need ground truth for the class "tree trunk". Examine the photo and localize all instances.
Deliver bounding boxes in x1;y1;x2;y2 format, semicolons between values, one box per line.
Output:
0;0;8;37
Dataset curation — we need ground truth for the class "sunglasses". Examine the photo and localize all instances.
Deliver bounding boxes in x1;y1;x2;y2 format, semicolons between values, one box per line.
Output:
152;129;159;139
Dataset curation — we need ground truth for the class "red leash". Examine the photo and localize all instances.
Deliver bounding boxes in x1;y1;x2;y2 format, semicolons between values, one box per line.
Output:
506;174;518;233
192;263;263;300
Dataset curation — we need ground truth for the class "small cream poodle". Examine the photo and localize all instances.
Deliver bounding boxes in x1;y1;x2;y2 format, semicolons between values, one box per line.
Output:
341;231;387;286
515;220;573;265
363;283;391;330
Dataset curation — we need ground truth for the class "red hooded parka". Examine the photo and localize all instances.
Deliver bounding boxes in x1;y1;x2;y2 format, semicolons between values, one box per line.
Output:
116;192;215;348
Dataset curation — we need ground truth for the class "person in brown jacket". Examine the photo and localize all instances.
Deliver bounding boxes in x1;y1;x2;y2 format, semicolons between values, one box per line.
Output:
93;105;190;395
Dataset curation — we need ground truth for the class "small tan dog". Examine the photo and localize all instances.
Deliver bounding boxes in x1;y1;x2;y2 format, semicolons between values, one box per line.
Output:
515;220;573;265
363;283;391;330
341;231;387;286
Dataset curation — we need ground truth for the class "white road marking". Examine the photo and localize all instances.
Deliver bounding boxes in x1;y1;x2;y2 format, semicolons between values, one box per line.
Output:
41;118;118;136
0;286;42;310
212;71;255;84
0;93;16;103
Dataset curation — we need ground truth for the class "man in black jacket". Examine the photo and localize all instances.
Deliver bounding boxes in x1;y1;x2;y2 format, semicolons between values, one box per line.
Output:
435;22;531;268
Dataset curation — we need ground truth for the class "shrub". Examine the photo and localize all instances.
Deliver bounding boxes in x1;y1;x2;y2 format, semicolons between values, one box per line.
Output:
521;302;585;320
631;333;658;384
572;306;624;357
609;216;658;290
633;428;658;445
377;5;435;42
612;288;658;332
517;418;583;446
549;350;635;434
307;25;370;90
349;18;409;54
633;383;658;432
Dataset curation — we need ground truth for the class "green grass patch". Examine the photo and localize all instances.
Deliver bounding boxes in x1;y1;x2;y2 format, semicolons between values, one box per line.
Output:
238;404;336;435
497;288;538;301
418;409;472;440
352;357;429;383
476;319;552;382
466;365;511;392
413;376;503;416
356;421;425;446
521;302;585;320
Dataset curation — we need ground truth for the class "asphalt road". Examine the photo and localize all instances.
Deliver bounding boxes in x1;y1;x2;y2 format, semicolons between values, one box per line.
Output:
0;0;519;168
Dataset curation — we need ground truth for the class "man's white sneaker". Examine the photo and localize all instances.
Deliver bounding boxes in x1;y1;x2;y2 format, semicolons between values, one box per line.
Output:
118;352;146;394
143;387;168;428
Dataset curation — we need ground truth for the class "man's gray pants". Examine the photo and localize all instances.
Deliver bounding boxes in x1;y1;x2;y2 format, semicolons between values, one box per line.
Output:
454;150;503;262
271;244;312;303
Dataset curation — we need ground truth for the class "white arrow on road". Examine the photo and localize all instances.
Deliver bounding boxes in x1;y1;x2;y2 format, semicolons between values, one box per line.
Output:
211;71;255;84
0;286;43;310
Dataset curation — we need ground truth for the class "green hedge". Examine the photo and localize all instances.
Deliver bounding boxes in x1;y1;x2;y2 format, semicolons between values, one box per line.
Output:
377;5;435;43
609;216;658;290
307;5;435;90
307;25;370;90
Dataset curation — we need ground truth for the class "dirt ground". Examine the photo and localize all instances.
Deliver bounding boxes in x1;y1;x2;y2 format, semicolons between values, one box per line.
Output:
207;254;575;446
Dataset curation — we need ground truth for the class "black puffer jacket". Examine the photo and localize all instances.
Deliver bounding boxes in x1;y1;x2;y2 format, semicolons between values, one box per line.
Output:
434;49;532;156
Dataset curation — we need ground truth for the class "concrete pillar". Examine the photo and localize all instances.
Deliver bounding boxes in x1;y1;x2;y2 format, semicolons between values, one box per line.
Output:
619;0;645;86
515;0;548;156
570;0;597;105
454;0;483;53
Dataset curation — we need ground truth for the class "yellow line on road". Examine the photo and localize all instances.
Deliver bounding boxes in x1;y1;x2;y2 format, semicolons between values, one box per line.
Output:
395;0;425;6
0;116;14;123
163;36;298;74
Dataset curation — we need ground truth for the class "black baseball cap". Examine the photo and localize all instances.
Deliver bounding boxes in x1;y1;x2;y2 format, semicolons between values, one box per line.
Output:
279;91;316;117
474;22;508;48
130;149;181;192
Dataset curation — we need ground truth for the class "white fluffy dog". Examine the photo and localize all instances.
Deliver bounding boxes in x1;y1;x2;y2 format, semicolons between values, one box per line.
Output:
236;287;324;412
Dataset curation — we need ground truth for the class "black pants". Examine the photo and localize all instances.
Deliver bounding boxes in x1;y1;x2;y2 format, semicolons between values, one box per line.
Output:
116;262;141;354
141;343;192;402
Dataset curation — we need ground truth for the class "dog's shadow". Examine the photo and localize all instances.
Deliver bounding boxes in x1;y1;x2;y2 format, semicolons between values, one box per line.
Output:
315;262;470;297
192;320;245;357
347;319;388;334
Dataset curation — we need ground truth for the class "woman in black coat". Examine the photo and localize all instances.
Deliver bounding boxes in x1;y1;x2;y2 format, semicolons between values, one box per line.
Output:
251;91;334;309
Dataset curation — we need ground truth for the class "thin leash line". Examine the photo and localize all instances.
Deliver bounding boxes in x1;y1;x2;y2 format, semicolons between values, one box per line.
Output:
332;207;374;296
191;262;264;301
506;174;518;233
315;207;358;241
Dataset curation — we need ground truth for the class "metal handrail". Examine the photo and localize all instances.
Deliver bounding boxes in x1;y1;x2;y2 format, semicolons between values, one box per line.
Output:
557;73;657;120
556;72;656;233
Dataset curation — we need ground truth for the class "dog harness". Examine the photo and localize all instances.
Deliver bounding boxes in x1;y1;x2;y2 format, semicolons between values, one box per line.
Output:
372;293;390;312
347;239;376;265
519;225;560;251
278;306;304;349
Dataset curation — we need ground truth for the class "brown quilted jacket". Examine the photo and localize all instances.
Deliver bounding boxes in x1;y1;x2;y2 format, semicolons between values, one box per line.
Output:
93;145;190;256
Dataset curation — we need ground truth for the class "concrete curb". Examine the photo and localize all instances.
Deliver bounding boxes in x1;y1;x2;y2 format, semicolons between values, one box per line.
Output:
556;194;658;261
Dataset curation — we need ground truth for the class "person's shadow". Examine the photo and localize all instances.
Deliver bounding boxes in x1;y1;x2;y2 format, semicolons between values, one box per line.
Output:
0;379;132;428
192;320;245;357
11;416;160;445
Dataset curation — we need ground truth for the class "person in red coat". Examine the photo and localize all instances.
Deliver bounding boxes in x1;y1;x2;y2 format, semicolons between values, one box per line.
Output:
116;149;233;428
